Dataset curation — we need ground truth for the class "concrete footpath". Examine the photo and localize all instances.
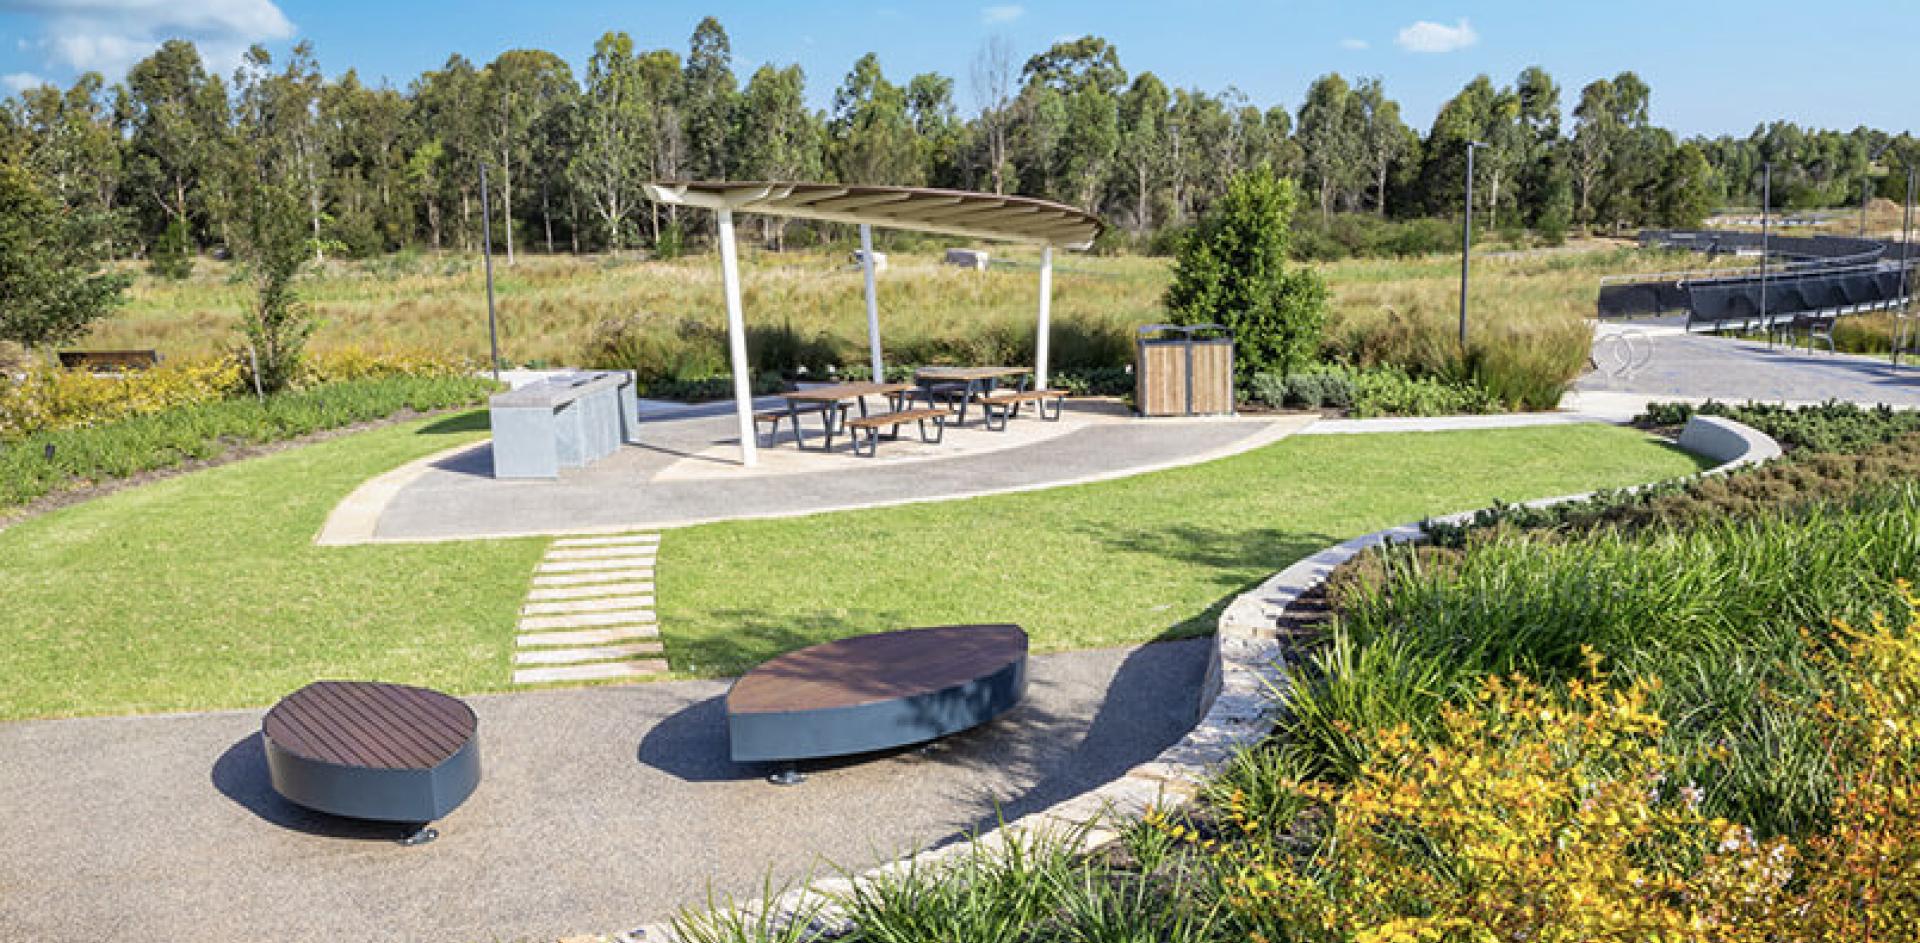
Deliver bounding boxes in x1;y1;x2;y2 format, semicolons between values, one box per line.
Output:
0;640;1207;943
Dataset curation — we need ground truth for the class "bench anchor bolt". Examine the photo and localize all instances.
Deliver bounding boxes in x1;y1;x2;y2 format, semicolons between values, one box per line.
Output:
768;766;806;787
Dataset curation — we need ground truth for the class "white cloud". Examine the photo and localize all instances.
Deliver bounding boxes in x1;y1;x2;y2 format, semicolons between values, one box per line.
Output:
1;0;295;78
1339;38;1369;50
3;71;47;93
981;4;1025;25
1395;18;1478;54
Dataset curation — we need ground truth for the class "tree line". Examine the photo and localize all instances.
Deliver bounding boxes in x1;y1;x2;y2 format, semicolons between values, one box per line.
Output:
3;16;1916;268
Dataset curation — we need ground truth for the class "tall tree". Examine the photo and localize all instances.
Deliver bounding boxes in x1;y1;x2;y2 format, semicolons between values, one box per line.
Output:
482;49;577;263
1116;72;1169;231
0;160;127;351
122;40;229;248
233;42;328;258
905;72;964;187
1352;77;1412;216
571;32;649;252
1297;73;1359;217
828;53;918;185
682;17;737;181
734;63;817;244
410;55;489;249
969;36;1018;194
1019;36;1125;209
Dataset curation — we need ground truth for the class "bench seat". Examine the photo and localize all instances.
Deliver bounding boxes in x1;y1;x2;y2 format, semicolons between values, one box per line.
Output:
754;401;841;446
972;388;1067;428
843;407;947;456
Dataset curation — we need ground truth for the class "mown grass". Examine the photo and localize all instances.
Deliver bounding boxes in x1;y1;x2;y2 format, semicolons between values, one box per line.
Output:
0;409;546;721
656;425;1707;678
0;421;1700;720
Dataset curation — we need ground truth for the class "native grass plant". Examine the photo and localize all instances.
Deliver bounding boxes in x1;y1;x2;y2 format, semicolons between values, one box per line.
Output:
1642;400;1920;454
1306;487;1920;837
1248;365;1497;417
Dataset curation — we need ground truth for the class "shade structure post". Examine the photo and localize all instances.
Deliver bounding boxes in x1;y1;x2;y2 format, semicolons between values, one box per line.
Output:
1036;245;1054;390
716;208;757;467
860;224;883;383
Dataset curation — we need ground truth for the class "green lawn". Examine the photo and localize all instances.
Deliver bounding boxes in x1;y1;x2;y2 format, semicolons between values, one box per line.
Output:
0;410;546;721
0;417;1705;721
656;424;1709;676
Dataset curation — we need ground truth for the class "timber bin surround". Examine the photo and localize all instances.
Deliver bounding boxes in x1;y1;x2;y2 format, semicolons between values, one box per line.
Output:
262;681;481;826
488;371;640;479
1136;324;1234;417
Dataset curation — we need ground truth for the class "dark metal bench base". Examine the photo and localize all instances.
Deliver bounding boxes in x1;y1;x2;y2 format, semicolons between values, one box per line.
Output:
976;390;1067;430
845;410;947;457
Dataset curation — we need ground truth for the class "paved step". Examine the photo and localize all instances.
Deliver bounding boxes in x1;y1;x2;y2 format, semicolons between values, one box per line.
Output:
514;642;664;665
512;660;670;685
552;534;660;549
516;625;659;647
531;567;654;586
546;545;665;561
519;609;656;631
525;581;654;602
522;595;656;616
537;556;656;574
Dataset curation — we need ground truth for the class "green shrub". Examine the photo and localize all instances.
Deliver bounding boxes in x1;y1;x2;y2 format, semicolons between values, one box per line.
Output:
635;373;786;402
0;375;498;507
1164;169;1328;383
1347;365;1499;417
148;217;194;280
1249;369;1355;410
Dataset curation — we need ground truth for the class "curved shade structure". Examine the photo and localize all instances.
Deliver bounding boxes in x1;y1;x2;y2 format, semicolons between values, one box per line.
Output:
639;181;1102;249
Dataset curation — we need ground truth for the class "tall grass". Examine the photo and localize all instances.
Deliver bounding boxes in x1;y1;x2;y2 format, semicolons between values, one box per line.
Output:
1297;485;1920;836
77;242;1709;407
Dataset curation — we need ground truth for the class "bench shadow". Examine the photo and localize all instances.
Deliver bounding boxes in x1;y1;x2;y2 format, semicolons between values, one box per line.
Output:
417;411;491;436
210;732;417;842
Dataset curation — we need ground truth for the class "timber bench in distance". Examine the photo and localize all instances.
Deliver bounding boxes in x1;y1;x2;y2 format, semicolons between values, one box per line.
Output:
262;681;481;845
57;349;161;372
843;406;948;456
726;624;1029;782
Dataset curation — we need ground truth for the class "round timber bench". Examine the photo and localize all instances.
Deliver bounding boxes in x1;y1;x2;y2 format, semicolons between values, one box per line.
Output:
726;624;1028;782
262;681;481;844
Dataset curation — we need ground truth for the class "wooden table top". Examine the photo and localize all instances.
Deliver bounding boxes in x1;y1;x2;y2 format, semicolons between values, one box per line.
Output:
915;366;1032;381
263;681;476;771
728;624;1028;714
783;381;910;403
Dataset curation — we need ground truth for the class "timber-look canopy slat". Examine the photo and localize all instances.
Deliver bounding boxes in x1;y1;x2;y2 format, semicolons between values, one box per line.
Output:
640;181;1102;249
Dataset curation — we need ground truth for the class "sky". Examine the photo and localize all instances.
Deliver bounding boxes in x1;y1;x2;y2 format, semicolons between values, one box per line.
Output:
0;0;1914;138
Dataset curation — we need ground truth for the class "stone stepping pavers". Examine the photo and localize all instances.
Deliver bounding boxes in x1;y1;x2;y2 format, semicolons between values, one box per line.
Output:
525;580;653;602
510;533;667;686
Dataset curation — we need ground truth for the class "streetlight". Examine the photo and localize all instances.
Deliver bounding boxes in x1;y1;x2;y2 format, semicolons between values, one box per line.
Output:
479;162;502;383
1459;140;1486;350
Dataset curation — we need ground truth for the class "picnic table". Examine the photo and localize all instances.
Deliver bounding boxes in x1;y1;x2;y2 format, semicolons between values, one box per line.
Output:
758;381;914;450
914;366;1032;426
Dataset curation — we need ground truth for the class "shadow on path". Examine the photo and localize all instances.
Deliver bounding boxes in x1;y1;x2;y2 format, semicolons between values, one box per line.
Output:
210;732;417;842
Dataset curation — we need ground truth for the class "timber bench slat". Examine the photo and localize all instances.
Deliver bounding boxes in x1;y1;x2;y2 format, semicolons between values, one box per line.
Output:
57;349;161;372
843;407;948;429
264;681;475;771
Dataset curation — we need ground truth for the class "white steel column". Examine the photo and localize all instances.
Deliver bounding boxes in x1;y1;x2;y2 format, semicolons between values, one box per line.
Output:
1035;245;1054;390
716;208;757;466
860;223;884;382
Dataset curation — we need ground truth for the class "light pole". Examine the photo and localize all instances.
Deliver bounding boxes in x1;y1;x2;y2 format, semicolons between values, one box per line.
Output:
479;163;502;383
1459;140;1486;350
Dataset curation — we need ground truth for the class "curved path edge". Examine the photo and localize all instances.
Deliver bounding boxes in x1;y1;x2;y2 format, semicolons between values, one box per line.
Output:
605;413;1782;942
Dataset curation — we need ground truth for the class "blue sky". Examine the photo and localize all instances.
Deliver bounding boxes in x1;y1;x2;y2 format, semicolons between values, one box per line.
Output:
1;1;1914;137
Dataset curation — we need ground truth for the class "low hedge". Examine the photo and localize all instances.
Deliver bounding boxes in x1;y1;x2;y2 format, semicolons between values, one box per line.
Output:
0;375;498;508
1248;364;1501;417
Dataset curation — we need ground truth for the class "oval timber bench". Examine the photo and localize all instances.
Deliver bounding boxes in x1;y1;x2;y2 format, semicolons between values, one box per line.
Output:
262;680;481;844
725;624;1028;774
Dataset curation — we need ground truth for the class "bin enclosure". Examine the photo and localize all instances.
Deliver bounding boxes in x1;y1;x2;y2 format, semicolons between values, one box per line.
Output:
1136;324;1234;417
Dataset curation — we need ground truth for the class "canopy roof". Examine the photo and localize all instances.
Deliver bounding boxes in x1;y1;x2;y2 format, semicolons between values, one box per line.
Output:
640;181;1102;249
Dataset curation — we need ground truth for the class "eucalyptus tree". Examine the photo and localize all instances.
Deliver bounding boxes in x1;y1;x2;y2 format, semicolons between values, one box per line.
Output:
682;17;737;181
969;35;1018;194
572;31;649;252
482;48;577;262
1352;77;1412;215
1296;73;1360;217
410;55;490;249
634;48;685;242
906;72;964;187
1019;36;1124;210
122;39;229;248
233;43;328;257
829;53;918;185
8;74;124;254
1115;72;1169;230
0;160;127;352
735;63;817;245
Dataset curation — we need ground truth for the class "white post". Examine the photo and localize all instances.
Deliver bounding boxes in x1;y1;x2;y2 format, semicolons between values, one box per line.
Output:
717;208;757;467
1035;245;1054;390
860;223;883;382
